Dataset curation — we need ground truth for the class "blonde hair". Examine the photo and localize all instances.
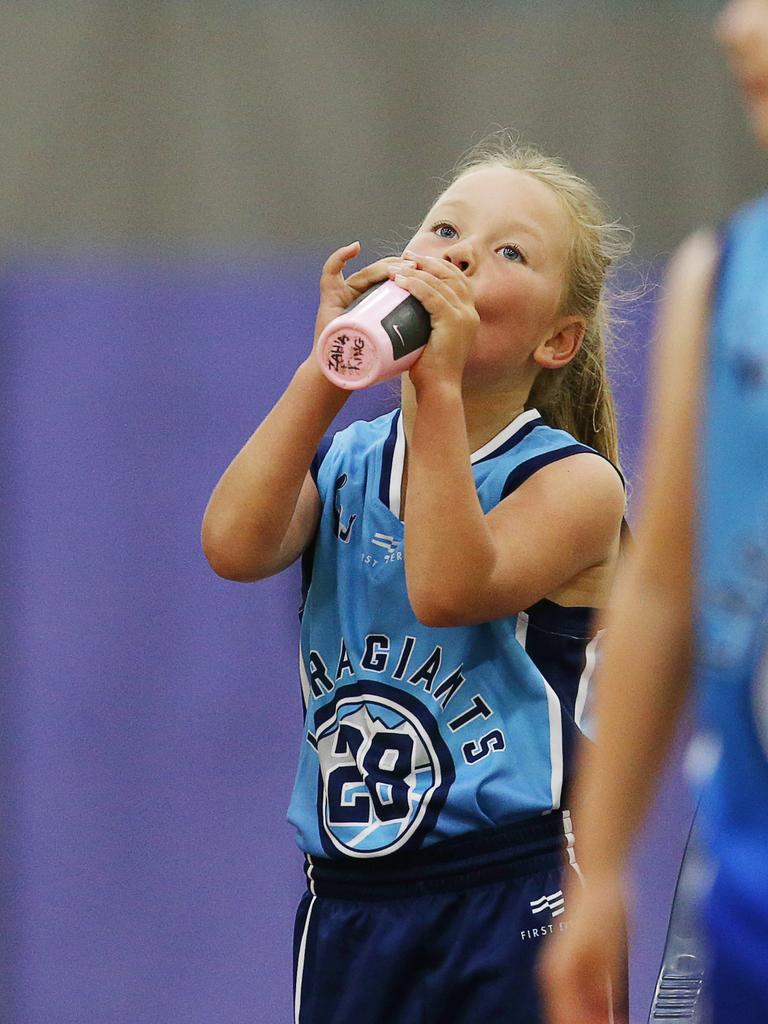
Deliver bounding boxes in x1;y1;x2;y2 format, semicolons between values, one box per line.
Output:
448;133;631;467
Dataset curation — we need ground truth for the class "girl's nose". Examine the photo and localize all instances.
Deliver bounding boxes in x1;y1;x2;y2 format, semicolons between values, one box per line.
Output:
443;242;472;273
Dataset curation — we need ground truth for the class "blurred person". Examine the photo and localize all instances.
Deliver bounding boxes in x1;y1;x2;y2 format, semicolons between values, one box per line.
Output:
202;136;629;1024
540;3;768;1022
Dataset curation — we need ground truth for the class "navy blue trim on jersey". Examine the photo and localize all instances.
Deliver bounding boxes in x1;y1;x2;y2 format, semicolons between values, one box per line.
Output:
522;621;587;723
304;812;567;899
302;435;340;619
501;444;626;499
520;599;600;806
299;541;314;623
501;443;596;498
378;411;400;507
473;415;543;465
525;598;595;638
310;435;334;483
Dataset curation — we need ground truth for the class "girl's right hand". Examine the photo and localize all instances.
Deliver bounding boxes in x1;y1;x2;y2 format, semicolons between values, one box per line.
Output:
313;242;414;343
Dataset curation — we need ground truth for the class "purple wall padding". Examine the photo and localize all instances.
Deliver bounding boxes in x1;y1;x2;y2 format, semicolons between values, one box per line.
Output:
1;257;690;1024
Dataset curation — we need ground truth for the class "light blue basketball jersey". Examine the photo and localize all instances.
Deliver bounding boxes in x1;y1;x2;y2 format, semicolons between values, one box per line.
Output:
287;408;608;860
697;195;768;933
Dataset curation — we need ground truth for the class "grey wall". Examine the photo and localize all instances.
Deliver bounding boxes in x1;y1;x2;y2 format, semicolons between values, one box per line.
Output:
1;1;765;259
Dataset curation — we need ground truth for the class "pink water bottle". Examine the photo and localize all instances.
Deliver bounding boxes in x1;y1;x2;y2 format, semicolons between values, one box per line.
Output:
315;281;432;390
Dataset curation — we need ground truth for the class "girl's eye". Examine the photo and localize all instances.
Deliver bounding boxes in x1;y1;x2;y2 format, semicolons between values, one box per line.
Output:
433;222;457;239
500;244;526;264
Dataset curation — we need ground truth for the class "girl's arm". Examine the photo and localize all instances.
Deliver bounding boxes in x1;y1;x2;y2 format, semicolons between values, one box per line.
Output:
539;228;719;1024
405;385;624;624
394;255;624;626
202;244;406;581
202;358;346;581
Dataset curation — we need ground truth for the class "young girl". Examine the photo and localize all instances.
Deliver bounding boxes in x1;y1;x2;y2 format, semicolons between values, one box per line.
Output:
541;5;768;1024
202;136;628;1024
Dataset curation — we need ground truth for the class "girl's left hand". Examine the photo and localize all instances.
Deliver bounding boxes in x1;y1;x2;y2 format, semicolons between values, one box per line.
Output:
390;252;479;390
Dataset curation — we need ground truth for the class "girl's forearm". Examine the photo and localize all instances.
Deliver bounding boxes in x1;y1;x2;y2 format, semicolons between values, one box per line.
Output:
202;358;348;580
404;380;497;624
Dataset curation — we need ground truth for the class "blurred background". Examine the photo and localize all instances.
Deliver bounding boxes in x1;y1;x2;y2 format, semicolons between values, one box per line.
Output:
2;3;764;1022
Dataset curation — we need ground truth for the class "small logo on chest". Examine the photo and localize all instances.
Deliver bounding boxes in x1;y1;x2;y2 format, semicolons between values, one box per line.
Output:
362;532;403;567
371;533;399;554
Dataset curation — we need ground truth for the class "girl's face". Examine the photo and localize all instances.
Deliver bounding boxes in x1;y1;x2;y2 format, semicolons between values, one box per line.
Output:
406;165;580;386
717;0;768;145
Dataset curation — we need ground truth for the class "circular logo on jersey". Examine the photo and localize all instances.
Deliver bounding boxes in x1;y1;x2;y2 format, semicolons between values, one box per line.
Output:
313;681;455;858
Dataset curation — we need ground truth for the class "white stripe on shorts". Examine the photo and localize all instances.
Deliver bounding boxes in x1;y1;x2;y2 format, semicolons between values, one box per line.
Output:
561;809;584;885
294;891;316;1024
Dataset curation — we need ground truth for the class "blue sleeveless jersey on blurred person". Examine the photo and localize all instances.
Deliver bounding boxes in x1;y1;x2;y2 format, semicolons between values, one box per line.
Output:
697;194;768;1016
287;408;605;860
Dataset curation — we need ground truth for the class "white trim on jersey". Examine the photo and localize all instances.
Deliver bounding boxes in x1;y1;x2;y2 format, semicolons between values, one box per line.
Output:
514;611;529;653
469;407;540;464
574;629;603;731
544;682;564;809
516;611;564;810
389;411;406;519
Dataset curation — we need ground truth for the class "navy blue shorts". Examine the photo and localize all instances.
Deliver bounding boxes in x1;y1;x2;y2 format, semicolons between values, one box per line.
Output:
293;813;580;1024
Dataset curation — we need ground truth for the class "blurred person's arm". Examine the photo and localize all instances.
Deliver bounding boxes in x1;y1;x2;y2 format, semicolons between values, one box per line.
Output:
201;245;403;581
539;229;719;1024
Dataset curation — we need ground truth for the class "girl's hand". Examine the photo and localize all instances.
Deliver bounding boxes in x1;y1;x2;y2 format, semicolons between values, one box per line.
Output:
390;252;480;391
314;242;414;343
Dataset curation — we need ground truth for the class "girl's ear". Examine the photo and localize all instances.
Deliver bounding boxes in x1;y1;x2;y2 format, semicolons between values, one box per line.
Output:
533;318;586;370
